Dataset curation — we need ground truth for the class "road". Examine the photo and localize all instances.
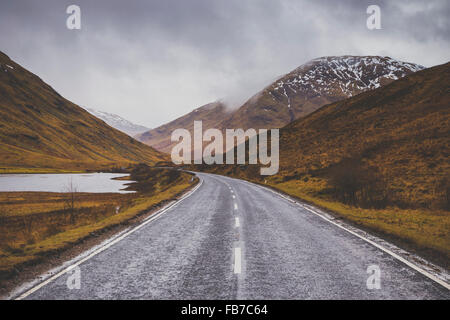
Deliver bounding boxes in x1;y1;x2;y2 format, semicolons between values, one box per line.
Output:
19;172;449;299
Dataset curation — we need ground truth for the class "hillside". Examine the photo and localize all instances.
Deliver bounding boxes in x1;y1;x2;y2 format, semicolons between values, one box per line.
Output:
85;107;150;137
136;101;230;153
197;62;449;263
209;61;449;209
276;61;449;209
222;56;423;129
138;56;423;153
0;52;166;172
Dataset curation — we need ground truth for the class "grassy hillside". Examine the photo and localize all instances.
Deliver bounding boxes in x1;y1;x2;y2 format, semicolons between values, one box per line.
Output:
0;51;166;172
195;62;450;264
277;62;449;210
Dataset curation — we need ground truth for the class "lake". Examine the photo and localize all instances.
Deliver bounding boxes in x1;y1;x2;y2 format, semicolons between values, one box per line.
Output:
0;173;134;193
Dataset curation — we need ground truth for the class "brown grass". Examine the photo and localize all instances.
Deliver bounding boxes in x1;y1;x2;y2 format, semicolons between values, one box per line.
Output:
0;168;197;281
273;178;450;265
0;51;167;172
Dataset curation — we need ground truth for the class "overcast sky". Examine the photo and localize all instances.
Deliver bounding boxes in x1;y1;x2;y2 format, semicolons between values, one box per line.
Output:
1;0;449;128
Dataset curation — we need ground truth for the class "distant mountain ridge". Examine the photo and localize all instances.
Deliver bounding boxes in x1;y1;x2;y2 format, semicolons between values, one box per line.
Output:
137;56;424;153
136;101;230;153
85;108;150;137
0;51;166;171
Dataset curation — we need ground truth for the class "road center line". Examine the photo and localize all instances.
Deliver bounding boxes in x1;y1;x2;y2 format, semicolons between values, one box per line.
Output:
232;195;235;199
234;203;238;210
235;217;240;227
234;247;242;274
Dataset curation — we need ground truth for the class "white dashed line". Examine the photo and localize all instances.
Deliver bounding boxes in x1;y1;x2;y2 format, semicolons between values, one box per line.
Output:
234;203;238;210
234;247;242;274
232;195;235;199
235;217;240;228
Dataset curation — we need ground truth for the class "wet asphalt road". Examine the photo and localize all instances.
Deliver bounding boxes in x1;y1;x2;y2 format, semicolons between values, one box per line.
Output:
24;172;449;299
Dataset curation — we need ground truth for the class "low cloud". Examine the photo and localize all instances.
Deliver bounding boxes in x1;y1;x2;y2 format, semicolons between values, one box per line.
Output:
1;0;449;127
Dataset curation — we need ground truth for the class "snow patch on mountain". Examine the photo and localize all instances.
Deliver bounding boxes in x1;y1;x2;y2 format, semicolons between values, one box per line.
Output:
270;56;424;107
85;108;150;137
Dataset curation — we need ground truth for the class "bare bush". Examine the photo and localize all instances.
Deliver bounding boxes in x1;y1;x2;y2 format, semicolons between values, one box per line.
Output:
328;158;389;208
63;178;79;224
434;177;450;210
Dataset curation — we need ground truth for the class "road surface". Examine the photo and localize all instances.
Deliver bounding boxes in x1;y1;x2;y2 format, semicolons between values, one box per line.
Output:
19;172;449;299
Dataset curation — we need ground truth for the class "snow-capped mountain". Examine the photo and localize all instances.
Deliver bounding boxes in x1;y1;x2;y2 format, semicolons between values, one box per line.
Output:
137;56;424;153
221;56;425;129
85;108;150;137
271;56;424;102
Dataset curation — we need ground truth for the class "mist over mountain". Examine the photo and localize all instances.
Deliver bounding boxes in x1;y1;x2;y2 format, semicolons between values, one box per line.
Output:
137;56;424;153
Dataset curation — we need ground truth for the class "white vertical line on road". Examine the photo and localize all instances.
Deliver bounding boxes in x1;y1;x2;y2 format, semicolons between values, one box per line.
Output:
234;203;238;210
232;195;235;199
235;217;240;228
234;247;242;274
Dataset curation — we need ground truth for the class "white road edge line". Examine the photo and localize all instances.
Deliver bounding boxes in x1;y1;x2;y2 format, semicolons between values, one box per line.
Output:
235;217;240;228
234;247;242;274
14;178;204;300
256;183;450;291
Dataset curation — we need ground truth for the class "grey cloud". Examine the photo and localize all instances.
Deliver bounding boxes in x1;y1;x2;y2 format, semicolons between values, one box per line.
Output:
1;0;449;127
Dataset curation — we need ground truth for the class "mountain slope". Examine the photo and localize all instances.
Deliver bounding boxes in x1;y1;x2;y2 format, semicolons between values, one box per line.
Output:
85;108;150;137
0;52;166;171
138;56;423;153
210;61;449;210
136;101;230;153
275;61;449;208
222;56;424;129
197;62;450;264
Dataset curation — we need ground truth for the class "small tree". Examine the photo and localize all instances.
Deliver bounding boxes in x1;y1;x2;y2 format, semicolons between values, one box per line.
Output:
63;178;78;224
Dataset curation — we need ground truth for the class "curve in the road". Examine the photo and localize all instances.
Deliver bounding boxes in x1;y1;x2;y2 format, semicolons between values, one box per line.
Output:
12;172;450;300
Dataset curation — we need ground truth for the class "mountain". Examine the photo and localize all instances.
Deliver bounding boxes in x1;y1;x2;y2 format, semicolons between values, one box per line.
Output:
85;108;150;137
137;56;424;153
211;61;450;210
0;51;166;171
222;56;424;129
136;101;230;153
198;62;449;263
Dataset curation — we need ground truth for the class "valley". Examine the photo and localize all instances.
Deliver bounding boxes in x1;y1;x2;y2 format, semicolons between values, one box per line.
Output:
137;56;424;154
194;62;450;268
0;51;167;173
0;49;448;299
